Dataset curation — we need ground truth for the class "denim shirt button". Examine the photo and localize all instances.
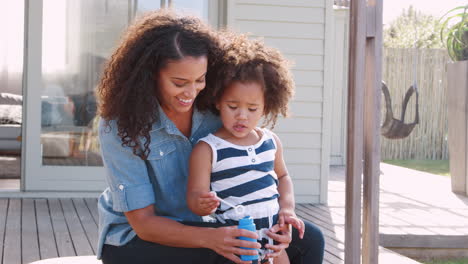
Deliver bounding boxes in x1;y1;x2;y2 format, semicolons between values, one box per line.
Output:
118;184;124;190
160;151;164;156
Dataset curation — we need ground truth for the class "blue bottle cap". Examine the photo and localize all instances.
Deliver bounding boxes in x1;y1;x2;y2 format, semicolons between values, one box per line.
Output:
239;216;253;225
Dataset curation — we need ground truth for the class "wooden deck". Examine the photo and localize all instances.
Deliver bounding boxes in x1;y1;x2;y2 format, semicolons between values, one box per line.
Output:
0;198;99;264
2;163;467;263
0;197;419;264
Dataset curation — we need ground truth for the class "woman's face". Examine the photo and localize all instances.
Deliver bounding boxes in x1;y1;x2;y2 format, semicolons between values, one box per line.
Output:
157;56;208;115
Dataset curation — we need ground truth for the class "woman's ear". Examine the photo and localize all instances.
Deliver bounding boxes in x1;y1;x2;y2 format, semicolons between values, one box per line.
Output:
215;102;220;110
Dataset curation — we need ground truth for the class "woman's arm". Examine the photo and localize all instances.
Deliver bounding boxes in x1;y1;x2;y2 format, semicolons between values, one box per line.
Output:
125;205;260;263
186;141;220;216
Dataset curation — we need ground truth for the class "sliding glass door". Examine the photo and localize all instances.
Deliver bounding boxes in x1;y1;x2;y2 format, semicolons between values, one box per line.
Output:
23;0;212;191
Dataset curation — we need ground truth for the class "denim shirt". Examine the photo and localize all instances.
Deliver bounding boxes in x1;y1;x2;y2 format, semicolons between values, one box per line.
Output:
96;105;222;258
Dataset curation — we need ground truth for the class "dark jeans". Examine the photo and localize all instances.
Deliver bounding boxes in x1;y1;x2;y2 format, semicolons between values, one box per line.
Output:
101;220;324;264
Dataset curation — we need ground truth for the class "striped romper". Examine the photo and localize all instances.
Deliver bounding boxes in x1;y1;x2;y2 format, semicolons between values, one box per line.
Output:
199;128;280;260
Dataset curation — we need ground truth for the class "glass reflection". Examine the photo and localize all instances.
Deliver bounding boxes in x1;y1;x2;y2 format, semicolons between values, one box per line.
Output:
40;0;207;166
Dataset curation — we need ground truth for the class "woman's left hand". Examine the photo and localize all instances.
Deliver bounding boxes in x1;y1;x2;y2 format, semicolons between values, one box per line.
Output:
264;223;292;259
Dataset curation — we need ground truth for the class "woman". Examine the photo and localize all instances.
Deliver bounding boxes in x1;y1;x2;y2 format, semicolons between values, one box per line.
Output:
96;9;324;264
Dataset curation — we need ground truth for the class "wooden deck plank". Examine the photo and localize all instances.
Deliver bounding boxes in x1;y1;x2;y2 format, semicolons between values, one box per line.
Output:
49;198;75;257
21;199;40;264
3;199;21;264
299;204;345;227
296;205;345;242
84;198;99;225
0;199;8;264
72;198;98;255
325;250;344;264
296;206;344;241
60;199;94;256
35;199;58;260
296;208;346;260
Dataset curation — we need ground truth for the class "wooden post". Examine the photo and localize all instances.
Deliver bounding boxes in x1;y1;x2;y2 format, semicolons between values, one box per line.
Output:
362;0;382;264
345;0;382;263
345;0;366;262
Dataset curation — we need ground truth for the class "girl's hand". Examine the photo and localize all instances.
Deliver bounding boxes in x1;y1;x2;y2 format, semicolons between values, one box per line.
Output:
196;192;220;216
208;226;261;264
278;208;305;239
264;223;292;259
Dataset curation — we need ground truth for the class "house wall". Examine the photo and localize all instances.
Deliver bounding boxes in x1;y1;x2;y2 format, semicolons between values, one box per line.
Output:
226;0;334;203
330;7;349;165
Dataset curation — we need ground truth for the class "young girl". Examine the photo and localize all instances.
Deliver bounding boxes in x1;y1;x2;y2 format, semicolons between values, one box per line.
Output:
187;34;305;264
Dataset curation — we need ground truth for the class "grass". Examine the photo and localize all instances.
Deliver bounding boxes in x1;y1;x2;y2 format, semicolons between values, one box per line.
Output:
424;258;468;264
382;159;450;176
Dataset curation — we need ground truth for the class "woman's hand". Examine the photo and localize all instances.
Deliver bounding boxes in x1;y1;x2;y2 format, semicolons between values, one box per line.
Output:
264;223;292;259
207;226;261;264
278;208;305;239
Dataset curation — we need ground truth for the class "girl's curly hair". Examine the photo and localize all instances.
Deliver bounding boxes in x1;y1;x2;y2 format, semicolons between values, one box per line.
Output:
203;33;295;128
97;9;221;159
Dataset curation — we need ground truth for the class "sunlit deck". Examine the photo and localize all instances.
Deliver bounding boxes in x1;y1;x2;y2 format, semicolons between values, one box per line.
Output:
2;163;467;263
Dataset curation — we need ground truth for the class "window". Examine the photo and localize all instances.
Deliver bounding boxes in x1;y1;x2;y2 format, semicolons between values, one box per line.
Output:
40;0;210;166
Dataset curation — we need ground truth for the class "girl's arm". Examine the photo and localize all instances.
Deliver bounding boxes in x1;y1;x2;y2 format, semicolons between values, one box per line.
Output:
186;141;220;216
272;133;305;239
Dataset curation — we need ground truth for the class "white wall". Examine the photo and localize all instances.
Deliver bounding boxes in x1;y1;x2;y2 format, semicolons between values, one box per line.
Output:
226;0;334;203
330;7;349;166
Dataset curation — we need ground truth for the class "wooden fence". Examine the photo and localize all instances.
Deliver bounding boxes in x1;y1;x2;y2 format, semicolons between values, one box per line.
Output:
381;48;450;160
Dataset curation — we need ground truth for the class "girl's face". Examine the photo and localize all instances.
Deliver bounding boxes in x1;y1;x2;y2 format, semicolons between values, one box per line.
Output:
216;81;265;139
157;56;208;115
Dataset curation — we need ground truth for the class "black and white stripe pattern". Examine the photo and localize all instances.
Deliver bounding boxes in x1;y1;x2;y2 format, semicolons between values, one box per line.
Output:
200;128;280;224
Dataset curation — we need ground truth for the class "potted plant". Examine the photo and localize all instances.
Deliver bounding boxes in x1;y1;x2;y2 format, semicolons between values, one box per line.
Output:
440;5;468;195
440;5;468;61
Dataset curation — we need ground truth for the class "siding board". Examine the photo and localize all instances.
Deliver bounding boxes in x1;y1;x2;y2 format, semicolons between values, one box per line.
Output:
274;118;322;133
236;21;324;39
235;5;324;23
291;102;322;118
262;37;324;55
296;195;320;204
292;70;323;86
294;179;321;195
278;133;321;149
294;86;323;102
288;164;321;180
288;54;323;71
237;0;325;8
283;148;321;164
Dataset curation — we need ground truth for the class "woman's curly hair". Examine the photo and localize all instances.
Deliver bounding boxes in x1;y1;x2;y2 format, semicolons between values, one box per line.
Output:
203;32;295;128
97;9;221;159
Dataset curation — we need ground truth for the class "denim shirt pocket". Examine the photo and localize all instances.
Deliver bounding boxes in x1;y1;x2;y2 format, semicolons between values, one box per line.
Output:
146;140;177;176
147;141;177;160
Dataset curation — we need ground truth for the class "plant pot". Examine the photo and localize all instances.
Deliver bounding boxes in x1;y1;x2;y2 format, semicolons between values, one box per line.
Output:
447;60;468;196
